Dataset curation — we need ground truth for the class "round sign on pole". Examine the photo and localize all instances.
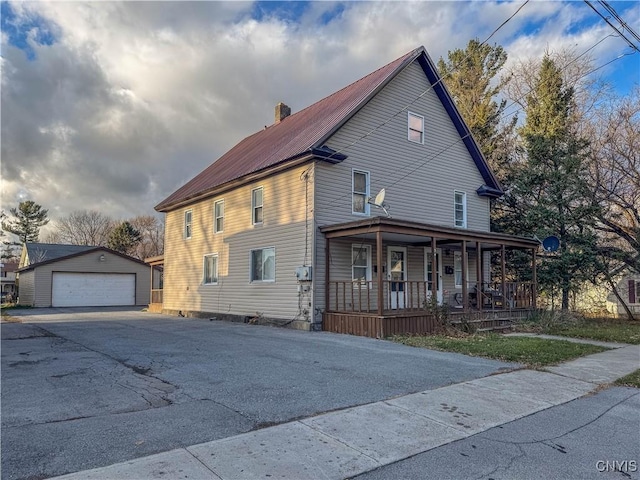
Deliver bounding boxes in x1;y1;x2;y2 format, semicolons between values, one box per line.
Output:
542;236;560;252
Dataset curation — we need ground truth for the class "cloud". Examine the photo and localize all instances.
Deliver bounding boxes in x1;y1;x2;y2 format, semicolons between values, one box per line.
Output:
2;0;637;233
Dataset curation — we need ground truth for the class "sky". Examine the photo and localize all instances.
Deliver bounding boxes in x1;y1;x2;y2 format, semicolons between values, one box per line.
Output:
2;0;639;236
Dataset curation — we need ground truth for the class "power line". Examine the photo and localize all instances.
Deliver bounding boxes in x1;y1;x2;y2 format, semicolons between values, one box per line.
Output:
584;0;640;52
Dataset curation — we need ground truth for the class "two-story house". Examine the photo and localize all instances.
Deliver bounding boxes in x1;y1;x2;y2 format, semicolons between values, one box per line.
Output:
155;46;539;337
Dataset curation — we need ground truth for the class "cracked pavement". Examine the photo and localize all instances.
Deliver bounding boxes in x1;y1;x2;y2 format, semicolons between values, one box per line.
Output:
2;307;520;480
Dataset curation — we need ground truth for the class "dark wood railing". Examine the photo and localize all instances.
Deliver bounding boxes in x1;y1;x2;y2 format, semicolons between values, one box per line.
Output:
327;281;534;313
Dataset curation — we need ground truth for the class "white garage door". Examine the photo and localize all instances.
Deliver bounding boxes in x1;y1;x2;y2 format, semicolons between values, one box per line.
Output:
52;273;136;307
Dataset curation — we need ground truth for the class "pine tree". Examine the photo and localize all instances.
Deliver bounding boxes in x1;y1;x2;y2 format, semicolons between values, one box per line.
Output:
1;200;49;244
437;39;516;183
502;56;600;310
107;221;141;256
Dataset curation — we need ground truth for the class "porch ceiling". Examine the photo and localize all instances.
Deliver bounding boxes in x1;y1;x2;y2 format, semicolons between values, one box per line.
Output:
319;217;539;250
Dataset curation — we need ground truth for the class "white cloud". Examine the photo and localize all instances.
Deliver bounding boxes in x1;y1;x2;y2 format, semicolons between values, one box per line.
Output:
2;0;637;232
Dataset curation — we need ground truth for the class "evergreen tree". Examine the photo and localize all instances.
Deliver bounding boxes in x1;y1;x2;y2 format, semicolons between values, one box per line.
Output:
437;39;516;183
500;56;600;310
107;221;141;255
1;200;49;244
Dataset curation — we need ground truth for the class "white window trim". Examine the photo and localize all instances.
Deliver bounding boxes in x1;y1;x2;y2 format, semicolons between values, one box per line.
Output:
352;244;372;287
408;111;425;144
250;246;276;283
252;187;264;226
214;199;224;233
203;253;219;285
453;251;469;288
184;210;192;239
454;191;467;228
352;169;370;216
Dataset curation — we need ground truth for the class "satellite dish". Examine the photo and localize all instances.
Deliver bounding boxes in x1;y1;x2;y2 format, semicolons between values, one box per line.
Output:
542;236;560;252
367;188;391;217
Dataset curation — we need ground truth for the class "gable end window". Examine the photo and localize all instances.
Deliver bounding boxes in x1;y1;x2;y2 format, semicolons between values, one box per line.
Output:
408;112;424;144
252;187;263;225
203;254;218;285
214;200;224;233
454;191;467;228
184;210;192;239
352;170;370;215
251;247;275;282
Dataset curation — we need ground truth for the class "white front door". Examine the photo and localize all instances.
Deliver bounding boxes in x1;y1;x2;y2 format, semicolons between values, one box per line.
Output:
388;246;407;310
425;248;443;304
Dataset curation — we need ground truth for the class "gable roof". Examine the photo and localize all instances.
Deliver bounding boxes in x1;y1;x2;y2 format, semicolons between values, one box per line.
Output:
18;243;148;272
156;46;502;212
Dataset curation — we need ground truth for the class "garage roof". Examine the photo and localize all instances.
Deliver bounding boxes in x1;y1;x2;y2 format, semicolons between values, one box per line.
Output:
19;243;148;272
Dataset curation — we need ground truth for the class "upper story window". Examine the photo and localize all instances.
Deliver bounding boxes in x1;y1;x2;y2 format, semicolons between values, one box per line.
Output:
252;187;263;225
184;210;192;239
352;245;372;285
251;247;275;282
408;112;424;144
454;191;467;228
214;200;224;233
352;170;370;215
203;254;218;285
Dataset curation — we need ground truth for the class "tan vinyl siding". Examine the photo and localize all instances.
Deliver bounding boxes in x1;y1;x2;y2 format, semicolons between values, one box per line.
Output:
163;164;314;321
26;252;149;307
16;270;35;306
314;60;491;313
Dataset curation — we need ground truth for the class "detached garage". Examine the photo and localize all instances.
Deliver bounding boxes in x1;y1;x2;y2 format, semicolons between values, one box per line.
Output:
17;243;150;308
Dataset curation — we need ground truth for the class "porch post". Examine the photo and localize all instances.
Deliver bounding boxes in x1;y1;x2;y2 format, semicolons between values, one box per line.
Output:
325;237;330;312
532;247;537;309
462;240;468;311
431;237;437;301
149;265;154;304
501;245;506;307
476;241;482;305
377;230;384;315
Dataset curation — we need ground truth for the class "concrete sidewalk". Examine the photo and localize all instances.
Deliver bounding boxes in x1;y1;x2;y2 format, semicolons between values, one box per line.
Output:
52;341;640;480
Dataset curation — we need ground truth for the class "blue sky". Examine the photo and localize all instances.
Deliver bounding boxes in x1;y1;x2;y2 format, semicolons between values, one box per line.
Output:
1;0;639;226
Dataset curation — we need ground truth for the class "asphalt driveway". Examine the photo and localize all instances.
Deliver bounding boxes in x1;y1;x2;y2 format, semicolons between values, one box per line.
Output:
1;308;519;480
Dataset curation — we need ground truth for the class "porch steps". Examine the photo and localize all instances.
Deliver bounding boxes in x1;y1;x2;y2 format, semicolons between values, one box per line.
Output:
449;317;514;333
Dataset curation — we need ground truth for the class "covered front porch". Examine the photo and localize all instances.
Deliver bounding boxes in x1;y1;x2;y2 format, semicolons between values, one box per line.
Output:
320;217;539;338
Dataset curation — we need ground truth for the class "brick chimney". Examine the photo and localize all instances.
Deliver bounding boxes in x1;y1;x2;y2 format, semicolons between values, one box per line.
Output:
275;102;291;124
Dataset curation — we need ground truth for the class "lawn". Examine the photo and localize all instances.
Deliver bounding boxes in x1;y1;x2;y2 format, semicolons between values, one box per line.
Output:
390;333;608;368
516;314;640;345
615;369;640;388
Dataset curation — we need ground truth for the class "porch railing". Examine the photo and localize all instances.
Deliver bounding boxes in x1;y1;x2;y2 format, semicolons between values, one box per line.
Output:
151;289;163;304
327;281;534;313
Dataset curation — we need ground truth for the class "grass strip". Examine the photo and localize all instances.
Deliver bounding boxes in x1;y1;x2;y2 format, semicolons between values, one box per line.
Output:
614;369;640;388
391;333;608;368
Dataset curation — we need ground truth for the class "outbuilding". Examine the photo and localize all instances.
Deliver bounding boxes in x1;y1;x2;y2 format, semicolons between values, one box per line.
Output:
17;243;150;307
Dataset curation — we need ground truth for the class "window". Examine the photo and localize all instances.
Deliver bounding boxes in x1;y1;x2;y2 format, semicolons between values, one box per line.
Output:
251;247;275;282
408;112;424;144
352;170;370;215
352;245;372;285
252;187;263;225
184;210;192;239
203;254;218;285
454;191;467;228
214;200;224;233
629;280;639;304
454;252;469;288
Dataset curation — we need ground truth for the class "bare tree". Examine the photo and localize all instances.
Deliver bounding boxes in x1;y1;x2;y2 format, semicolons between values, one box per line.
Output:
587;88;640;320
49;210;115;246
129;215;164;260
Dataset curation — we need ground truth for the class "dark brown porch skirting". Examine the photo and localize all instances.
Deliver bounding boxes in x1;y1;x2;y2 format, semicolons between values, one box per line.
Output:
323;309;536;338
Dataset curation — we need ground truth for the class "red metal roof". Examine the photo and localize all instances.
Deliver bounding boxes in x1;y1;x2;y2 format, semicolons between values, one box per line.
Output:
155;47;424;212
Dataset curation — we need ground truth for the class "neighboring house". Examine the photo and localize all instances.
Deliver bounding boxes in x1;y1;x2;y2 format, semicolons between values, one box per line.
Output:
155;46;539;336
17;243;150;307
1;261;19;302
608;271;640;318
